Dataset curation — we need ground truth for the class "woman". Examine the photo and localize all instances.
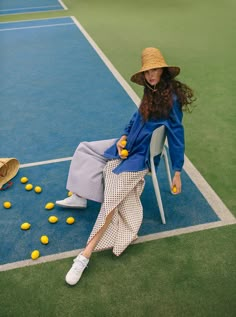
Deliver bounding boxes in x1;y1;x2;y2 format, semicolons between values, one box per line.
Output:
56;47;194;286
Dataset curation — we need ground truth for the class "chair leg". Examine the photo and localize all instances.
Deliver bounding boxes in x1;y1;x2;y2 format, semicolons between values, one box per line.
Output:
150;161;166;224
162;147;172;192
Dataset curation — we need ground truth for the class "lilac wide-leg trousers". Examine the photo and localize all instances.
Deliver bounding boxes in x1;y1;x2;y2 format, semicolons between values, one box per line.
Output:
66;139;116;203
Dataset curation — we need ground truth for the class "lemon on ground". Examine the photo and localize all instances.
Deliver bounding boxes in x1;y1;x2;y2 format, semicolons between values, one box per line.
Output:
21;222;31;230
121;140;127;146
40;235;49;244
45;202;55;210
34;186;42;193
66;217;75;225
121;149;129;157
68;191;73;197
21;177;28;184
48;215;58;223
31;250;40;260
25;183;33;191
3;201;11;209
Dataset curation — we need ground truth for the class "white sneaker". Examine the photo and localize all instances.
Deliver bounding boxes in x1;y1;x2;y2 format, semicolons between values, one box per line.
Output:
65;253;89;285
56;194;87;208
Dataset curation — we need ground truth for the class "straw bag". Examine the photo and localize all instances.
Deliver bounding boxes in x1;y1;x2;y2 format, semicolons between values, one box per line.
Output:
0;158;20;190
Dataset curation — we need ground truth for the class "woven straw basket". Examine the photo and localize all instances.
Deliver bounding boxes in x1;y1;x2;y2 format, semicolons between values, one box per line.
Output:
0;158;20;189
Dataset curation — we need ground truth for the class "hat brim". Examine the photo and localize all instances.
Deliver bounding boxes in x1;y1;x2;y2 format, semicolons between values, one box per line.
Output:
130;66;180;86
0;158;20;189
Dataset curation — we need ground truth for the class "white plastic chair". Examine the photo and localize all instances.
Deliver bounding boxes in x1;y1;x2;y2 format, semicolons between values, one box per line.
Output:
148;125;172;224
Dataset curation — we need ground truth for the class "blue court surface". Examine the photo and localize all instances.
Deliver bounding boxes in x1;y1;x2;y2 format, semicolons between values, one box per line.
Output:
0;0;66;16
0;17;234;267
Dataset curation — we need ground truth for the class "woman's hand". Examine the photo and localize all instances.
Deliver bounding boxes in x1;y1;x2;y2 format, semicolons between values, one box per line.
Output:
172;171;182;194
117;136;128;159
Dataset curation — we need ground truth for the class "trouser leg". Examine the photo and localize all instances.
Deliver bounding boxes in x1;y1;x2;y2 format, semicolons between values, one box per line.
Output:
66;139;117;203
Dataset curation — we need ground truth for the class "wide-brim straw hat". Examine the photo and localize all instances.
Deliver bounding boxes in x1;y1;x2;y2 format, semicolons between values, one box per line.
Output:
130;47;180;86
0;158;20;189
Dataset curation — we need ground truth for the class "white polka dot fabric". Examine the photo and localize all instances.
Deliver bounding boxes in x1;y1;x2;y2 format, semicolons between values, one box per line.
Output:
87;159;148;256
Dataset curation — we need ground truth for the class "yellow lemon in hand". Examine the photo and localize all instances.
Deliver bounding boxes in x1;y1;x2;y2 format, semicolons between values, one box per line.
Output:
66;217;75;225
121;140;127;147
68;191;73;197
172;186;177;193
34;186;42;193
31;250;40;260
48;216;58;223
21;177;28;184
21;222;31;230
25;183;33;191
121;149;129;157
3;201;11;209
40;235;49;244
45;202;55;210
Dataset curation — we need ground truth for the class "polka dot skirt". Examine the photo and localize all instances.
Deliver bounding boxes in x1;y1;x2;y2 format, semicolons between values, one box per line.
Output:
87;159;148;256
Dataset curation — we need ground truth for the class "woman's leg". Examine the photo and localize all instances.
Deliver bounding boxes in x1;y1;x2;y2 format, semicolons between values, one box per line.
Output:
65;209;115;286
82;209;115;259
65;160;147;286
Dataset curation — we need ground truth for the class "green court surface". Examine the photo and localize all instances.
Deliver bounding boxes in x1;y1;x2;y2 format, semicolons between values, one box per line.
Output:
0;1;235;316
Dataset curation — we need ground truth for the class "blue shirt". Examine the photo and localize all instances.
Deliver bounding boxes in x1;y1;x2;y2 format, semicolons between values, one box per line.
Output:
104;95;185;174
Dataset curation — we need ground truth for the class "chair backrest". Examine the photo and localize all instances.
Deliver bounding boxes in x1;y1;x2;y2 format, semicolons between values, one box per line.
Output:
149;125;166;158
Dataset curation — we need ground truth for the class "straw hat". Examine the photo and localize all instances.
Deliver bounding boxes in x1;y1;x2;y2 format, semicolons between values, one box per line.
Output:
130;47;180;86
0;158;20;189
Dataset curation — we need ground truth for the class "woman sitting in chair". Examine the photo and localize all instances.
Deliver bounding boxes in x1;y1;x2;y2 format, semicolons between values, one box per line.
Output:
56;47;195;286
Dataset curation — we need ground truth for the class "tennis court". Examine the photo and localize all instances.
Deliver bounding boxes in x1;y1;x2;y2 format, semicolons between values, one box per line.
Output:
0;1;236;316
0;16;234;270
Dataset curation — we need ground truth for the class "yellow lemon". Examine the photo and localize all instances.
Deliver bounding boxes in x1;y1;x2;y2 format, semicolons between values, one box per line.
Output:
172;186;177;193
31;250;40;260
68;191;73;197
40;235;49;244
121;149;129;157
25;183;33;191
66;217;75;225
48;216;58;223
34;186;42;193
45;202;55;210
20;177;28;184
3;201;11;209
21;222;31;230
121;140;127;147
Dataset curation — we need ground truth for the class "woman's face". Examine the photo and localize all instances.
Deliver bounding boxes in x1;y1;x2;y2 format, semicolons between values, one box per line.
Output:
144;68;163;86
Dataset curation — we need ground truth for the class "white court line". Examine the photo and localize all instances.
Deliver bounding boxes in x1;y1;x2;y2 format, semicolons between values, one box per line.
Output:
58;0;68;10
0;22;74;32
1;220;235;272
71;16;141;107
0;16;235;272
20;157;72;168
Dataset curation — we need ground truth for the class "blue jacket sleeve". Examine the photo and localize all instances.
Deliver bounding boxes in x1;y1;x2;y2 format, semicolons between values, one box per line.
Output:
166;98;185;172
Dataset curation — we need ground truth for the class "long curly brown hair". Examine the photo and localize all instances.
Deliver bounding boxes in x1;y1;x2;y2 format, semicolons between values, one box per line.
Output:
139;68;195;121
